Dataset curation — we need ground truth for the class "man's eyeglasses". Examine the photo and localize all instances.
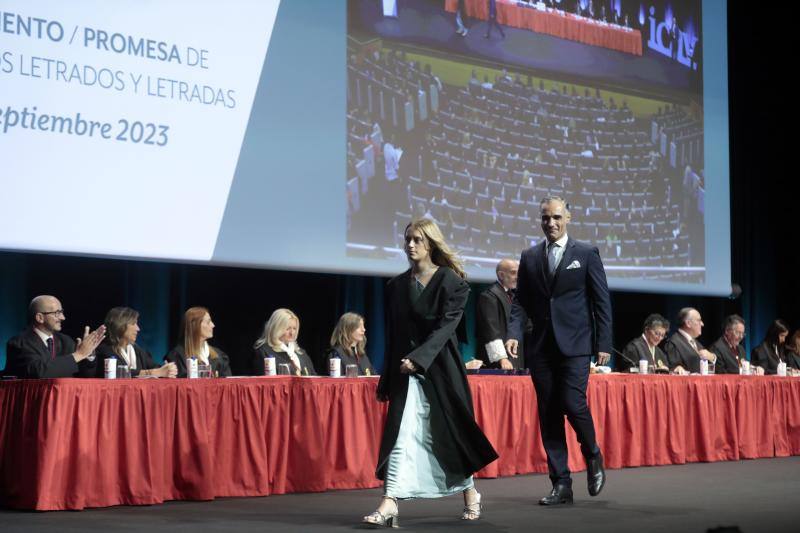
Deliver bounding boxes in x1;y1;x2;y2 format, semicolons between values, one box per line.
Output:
40;310;65;317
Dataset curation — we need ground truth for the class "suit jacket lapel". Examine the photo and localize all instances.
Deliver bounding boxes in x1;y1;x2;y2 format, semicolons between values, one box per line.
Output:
133;344;143;369
675;332;697;366
639;337;656;366
537;241;551;296
28;327;51;358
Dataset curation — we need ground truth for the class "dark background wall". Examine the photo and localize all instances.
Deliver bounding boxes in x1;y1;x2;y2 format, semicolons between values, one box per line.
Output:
0;3;794;373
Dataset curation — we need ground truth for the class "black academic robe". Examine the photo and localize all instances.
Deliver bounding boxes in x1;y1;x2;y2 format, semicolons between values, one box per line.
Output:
663;331;704;373
94;341;159;378
375;267;498;480
785;350;800;371
750;342;783;375
475;282;528;369
165;344;232;378
253;344;317;376
708;337;746;375
325;346;374;376
618;335;669;372
4;327;95;378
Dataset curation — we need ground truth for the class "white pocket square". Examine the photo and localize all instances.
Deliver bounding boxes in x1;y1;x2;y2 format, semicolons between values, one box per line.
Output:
566;260;581;270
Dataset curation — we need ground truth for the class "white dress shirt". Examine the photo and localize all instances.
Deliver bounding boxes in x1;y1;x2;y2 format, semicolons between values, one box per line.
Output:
198;342;210;366
33;327;53;347
119;343;137;370
547;233;569;272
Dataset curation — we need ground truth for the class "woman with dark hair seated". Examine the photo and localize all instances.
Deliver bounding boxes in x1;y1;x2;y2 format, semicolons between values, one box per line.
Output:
252;308;316;376
95;307;177;378
327;312;375;376
165;307;231;378
783;330;800;371
751;319;790;375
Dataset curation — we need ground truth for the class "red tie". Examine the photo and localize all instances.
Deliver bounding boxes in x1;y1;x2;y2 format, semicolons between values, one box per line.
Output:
47;337;55;360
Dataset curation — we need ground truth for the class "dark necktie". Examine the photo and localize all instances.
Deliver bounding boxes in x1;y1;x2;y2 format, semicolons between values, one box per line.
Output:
47;337;55;360
729;344;738;364
547;242;557;280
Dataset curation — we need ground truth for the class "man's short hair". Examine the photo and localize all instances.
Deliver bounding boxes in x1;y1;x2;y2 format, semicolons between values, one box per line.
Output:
723;314;745;332
677;307;696;327
539;196;570;213
643;313;670;332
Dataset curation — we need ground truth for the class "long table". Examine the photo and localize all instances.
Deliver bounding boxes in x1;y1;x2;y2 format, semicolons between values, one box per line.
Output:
1;374;799;510
445;0;643;56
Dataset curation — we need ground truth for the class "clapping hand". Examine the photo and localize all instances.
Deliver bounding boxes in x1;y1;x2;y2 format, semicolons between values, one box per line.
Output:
74;325;106;362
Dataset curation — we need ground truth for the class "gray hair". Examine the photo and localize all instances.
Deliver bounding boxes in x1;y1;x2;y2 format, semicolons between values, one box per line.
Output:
723;314;745;332
643;313;670;332
677;307;697;327
539;196;570;213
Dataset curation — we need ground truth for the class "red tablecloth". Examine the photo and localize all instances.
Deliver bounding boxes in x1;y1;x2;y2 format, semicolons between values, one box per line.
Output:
445;0;643;56
1;374;799;510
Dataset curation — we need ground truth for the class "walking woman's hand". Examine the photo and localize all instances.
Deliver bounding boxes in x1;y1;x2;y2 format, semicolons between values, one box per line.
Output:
400;358;417;374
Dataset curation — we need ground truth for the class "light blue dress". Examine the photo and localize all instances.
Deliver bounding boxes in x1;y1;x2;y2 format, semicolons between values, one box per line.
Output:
383;278;474;499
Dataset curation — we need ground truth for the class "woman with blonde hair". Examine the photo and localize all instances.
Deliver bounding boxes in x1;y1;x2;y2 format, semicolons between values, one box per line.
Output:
327;312;374;376
362;218;497;526
95;307;177;378
165;307;231;378
252;308;316;376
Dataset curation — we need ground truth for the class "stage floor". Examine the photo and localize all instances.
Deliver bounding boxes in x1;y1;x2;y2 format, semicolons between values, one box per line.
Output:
2;457;797;532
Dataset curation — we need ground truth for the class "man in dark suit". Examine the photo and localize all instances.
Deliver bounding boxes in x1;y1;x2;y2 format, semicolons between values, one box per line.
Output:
507;196;612;505
476;259;528;370
4;295;105;378
618;314;670;372
484;0;505;39
708;314;746;374
663;307;717;374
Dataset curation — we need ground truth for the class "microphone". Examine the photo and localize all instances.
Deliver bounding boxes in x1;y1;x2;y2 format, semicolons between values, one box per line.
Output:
613;347;670;373
611;347;638;367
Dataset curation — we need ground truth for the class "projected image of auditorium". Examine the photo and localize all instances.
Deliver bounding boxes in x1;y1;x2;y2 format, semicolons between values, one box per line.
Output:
346;0;705;284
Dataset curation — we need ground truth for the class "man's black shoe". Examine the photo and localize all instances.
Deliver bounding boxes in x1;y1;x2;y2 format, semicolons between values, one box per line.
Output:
587;452;605;496
538;483;574;505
